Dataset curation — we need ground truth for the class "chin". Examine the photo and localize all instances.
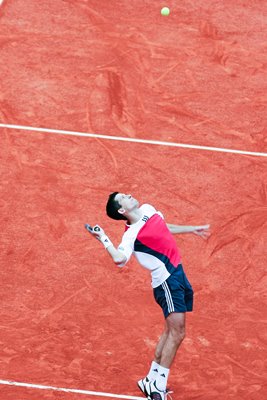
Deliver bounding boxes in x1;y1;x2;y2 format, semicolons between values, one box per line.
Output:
135;200;139;207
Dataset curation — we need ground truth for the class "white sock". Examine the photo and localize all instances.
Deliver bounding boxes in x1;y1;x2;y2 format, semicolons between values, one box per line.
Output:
147;361;160;381
155;365;169;391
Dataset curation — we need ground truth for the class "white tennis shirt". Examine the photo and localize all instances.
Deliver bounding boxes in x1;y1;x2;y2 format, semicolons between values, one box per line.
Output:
118;204;181;288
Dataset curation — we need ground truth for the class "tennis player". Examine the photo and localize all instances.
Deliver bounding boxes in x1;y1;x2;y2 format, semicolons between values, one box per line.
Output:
86;192;210;400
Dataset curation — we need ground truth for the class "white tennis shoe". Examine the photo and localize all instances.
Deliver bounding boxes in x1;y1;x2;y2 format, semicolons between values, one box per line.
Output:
147;381;172;400
137;377;151;399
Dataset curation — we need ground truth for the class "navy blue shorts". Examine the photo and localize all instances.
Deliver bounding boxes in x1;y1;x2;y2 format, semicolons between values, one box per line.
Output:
153;264;194;318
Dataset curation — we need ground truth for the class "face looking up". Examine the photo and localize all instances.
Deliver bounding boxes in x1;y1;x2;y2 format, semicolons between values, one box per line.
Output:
115;193;139;214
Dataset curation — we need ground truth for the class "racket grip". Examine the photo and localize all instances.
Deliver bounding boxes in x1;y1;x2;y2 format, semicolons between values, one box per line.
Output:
85;224;93;232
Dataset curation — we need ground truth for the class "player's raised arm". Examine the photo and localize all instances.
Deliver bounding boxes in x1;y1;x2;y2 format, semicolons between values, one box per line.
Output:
167;224;210;239
85;224;127;265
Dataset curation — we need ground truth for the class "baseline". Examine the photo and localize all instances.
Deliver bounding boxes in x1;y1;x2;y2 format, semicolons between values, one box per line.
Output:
0;379;143;400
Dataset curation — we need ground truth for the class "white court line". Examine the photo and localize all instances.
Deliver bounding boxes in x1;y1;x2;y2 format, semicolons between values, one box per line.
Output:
0;379;143;399
0;123;266;158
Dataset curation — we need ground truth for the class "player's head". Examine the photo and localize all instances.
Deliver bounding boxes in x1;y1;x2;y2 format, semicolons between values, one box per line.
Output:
106;192;128;220
106;192;139;220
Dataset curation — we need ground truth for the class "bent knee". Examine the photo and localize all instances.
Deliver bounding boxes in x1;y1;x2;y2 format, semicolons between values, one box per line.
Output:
169;325;186;342
173;329;185;342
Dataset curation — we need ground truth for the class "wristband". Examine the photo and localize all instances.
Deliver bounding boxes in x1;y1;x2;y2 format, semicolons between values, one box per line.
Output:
100;235;113;249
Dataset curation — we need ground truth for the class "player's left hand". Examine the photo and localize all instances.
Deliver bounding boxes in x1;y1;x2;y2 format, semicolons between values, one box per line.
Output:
85;224;106;240
192;224;210;239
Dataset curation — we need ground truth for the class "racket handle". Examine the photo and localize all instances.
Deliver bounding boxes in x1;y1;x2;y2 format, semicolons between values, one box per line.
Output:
85;224;93;232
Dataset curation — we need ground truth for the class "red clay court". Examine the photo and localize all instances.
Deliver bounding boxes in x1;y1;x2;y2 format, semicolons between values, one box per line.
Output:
0;1;266;399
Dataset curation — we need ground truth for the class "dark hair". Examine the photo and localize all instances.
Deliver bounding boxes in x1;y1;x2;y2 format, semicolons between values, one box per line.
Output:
106;192;127;221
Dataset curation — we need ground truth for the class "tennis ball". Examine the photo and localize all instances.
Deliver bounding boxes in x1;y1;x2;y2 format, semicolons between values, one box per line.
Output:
161;7;170;16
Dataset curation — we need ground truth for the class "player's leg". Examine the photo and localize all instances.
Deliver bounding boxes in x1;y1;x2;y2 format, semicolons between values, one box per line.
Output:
154;323;169;363
138;324;169;397
145;266;192;399
159;312;186;368
147;313;185;400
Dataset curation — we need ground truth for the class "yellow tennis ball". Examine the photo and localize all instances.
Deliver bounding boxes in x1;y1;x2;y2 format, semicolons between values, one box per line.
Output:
161;7;170;16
